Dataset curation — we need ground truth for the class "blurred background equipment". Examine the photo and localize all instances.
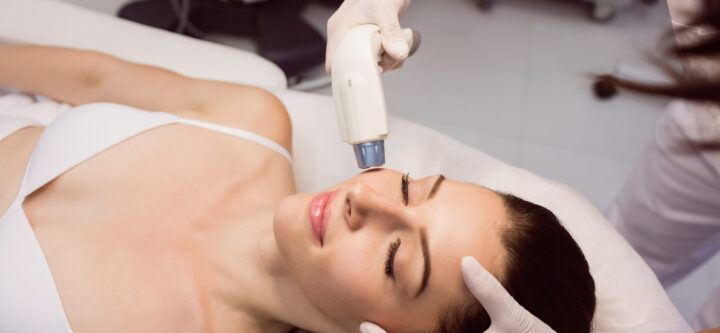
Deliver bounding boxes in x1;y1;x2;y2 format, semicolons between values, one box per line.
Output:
118;0;341;84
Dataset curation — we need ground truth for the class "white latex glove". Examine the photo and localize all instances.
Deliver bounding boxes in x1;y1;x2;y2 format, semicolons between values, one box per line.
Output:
326;0;414;74
461;256;555;333
358;322;386;333
358;257;555;333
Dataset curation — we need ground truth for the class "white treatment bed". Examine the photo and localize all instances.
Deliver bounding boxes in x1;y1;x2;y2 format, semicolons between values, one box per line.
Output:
0;0;692;332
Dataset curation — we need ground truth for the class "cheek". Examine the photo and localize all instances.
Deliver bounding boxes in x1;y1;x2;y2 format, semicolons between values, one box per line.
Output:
274;196;382;318
327;247;377;301
304;239;387;323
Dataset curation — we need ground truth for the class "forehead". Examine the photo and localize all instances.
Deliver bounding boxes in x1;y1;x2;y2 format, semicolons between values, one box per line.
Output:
398;178;508;328
427;179;508;281
351;169;508;279
349;170;509;330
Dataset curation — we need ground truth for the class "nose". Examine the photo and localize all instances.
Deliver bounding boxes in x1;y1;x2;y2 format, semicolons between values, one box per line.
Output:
344;183;410;232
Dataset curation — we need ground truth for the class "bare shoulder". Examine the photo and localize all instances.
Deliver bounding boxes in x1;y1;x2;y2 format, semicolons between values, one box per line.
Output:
179;86;292;154
83;51;292;153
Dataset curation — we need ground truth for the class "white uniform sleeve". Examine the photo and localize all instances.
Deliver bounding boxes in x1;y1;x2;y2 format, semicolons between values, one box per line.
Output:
607;100;720;287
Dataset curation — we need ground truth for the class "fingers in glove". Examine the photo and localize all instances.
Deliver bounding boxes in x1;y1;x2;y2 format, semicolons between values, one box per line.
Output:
359;322;387;333
461;256;517;315
461;257;528;328
405;28;421;57
461;257;555;333
378;53;404;73
378;28;414;72
380;22;410;61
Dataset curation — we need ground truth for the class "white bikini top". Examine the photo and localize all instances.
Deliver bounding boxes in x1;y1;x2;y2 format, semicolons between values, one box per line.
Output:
0;103;292;332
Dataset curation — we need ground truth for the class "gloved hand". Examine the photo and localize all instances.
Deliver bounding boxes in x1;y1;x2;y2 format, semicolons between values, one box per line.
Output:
358;256;555;333
326;0;415;74
461;256;555;333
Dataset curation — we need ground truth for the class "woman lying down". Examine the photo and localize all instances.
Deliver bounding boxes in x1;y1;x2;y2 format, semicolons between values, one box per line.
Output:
0;45;595;333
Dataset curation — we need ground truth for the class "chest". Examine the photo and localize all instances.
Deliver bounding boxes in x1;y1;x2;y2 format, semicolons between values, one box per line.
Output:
19;125;293;332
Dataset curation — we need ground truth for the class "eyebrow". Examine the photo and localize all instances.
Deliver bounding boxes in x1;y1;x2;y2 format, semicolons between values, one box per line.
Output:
415;227;431;298
411;176;442;298
427;175;445;200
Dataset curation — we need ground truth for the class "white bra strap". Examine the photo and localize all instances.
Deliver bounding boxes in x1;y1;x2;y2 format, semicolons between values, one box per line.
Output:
176;118;292;163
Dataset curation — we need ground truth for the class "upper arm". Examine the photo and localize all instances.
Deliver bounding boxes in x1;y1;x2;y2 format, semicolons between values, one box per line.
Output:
92;53;293;153
91;53;234;114
0;45;292;152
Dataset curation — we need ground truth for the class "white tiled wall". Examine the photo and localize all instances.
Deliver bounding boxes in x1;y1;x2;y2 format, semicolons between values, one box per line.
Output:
56;0;720;326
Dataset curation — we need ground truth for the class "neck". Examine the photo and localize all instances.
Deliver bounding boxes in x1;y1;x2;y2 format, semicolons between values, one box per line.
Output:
199;211;341;333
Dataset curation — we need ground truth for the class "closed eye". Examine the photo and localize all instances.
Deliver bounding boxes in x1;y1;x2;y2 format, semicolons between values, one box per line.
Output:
385;237;401;279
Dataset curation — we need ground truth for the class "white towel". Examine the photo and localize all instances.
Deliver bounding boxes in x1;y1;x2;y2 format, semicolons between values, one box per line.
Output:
0;88;70;142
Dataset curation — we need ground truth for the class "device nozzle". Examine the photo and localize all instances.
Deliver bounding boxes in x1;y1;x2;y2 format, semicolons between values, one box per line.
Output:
353;140;385;169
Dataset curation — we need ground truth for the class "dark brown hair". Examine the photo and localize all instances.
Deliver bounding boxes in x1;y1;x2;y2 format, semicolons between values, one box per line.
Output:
436;193;596;333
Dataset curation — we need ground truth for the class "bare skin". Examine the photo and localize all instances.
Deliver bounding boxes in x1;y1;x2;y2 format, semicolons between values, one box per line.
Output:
0;45;295;332
0;45;509;333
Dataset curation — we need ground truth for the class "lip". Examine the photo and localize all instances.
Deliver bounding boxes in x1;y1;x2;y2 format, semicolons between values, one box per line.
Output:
308;189;339;246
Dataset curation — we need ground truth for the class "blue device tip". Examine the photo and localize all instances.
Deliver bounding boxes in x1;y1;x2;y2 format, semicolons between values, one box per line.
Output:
353;140;385;169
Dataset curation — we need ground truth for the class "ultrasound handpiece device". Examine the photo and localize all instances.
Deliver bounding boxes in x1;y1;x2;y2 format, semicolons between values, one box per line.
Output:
331;24;389;169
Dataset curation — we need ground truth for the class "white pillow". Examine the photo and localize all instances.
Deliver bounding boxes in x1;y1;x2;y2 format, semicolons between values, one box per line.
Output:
270;87;692;333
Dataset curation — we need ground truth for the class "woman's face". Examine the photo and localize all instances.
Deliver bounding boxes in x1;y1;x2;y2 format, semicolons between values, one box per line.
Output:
273;169;507;332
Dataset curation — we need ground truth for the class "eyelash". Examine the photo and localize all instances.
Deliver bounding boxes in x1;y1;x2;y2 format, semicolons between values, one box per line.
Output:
401;173;410;205
385;237;402;279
